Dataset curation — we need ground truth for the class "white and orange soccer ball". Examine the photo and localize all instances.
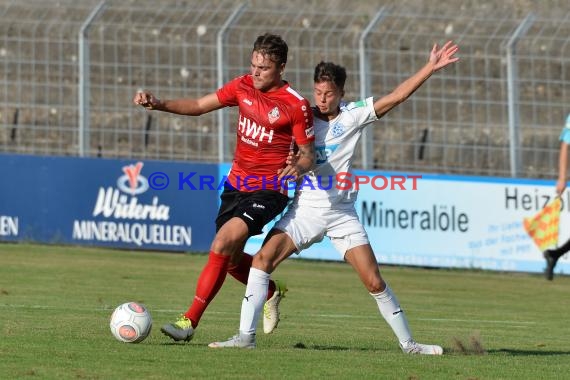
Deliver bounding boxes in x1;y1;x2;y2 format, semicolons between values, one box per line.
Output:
110;302;152;343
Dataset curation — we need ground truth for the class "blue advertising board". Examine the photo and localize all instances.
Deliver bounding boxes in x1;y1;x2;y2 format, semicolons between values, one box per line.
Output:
0;154;218;251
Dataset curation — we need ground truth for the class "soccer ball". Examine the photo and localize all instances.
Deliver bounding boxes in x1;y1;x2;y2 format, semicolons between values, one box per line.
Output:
110;302;152;343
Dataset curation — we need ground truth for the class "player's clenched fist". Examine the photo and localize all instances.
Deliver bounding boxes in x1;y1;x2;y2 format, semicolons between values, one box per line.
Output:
133;91;161;110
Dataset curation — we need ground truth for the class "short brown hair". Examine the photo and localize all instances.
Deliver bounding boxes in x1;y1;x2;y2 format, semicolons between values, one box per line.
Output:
253;33;288;66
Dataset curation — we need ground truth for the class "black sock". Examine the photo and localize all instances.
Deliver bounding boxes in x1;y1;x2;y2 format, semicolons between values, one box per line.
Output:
551;237;570;258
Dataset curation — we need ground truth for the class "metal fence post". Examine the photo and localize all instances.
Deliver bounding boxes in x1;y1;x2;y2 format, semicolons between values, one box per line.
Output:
216;2;248;163
78;0;106;157
359;7;386;169
506;13;535;177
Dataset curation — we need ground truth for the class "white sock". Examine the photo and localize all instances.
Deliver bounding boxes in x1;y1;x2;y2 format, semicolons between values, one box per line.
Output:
370;284;413;345
239;267;270;335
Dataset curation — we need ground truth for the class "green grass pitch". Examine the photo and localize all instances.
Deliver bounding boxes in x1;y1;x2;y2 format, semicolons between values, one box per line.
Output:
1;243;569;379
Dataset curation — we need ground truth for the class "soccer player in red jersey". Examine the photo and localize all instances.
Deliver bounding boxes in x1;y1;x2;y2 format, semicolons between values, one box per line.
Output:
133;33;315;342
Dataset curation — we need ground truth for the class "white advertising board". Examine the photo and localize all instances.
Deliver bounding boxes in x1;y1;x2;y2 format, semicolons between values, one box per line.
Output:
242;169;569;275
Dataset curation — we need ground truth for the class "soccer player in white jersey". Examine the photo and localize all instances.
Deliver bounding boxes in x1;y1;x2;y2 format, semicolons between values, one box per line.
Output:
209;41;459;354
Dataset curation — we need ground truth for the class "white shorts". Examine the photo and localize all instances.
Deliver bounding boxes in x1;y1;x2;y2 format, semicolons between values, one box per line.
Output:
274;202;369;258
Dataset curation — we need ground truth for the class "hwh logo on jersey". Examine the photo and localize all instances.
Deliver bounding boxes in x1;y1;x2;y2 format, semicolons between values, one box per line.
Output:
238;114;274;143
315;145;339;164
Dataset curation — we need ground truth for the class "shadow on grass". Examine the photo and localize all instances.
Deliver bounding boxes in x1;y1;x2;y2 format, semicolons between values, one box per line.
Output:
487;348;570;356
160;342;199;346
157;342;570;356
292;344;570;357
292;342;383;352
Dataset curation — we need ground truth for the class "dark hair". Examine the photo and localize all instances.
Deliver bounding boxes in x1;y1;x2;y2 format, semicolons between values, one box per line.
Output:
313;61;347;90
252;33;288;66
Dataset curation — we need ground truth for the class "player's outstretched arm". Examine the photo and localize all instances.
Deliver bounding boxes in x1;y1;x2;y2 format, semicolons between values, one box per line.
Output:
556;142;568;196
133;91;223;116
373;41;459;118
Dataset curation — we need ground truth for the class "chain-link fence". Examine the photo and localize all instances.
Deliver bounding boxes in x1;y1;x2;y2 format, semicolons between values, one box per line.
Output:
1;0;568;178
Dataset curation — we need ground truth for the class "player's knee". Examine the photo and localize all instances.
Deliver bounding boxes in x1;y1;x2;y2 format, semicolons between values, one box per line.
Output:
210;236;227;253
210;234;242;255
366;276;386;293
211;218;249;254
252;253;277;273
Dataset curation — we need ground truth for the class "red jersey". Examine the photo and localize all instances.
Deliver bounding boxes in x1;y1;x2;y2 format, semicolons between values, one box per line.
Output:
216;75;314;193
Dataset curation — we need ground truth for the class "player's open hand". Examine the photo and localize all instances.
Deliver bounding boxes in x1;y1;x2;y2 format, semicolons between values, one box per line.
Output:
277;150;301;182
285;150;300;166
429;41;459;71
277;163;301;183
133;91;161;110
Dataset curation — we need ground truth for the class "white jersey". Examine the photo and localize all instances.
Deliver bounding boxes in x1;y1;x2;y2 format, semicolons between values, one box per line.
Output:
295;97;377;207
